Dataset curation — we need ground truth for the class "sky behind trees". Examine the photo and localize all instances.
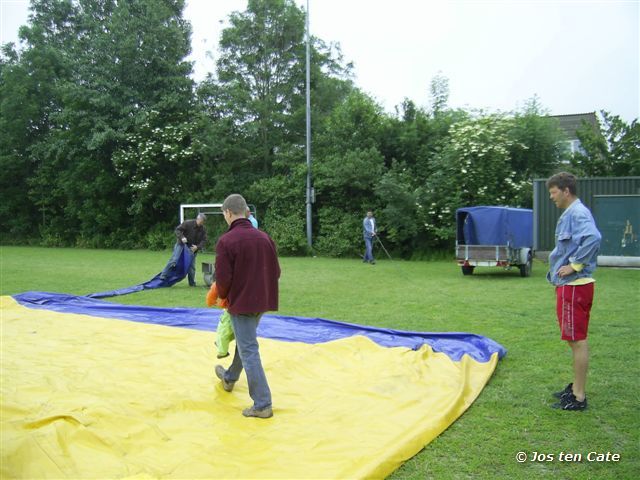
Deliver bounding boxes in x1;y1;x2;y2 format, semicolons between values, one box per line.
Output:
2;0;638;121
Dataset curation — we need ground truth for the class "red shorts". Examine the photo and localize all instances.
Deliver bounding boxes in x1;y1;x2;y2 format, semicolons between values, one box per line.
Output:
556;283;595;341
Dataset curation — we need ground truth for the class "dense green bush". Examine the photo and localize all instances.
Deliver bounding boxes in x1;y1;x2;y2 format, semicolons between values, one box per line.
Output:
144;224;174;251
314;207;362;257
263;211;309;256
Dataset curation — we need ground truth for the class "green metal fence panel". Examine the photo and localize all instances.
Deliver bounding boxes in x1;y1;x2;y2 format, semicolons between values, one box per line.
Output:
594;196;640;256
533;177;640;252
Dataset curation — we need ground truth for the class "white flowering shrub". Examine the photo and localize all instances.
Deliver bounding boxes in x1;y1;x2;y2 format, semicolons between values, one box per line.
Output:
113;110;201;216
416;114;529;243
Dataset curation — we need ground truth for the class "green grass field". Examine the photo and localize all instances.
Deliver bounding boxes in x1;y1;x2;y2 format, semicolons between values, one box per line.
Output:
1;246;638;479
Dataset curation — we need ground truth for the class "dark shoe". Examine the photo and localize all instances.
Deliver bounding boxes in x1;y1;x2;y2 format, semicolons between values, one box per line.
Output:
553;383;573;399
216;352;230;359
552;392;587;411
370;260;376;265
189;283;197;287
242;405;273;418
215;365;235;392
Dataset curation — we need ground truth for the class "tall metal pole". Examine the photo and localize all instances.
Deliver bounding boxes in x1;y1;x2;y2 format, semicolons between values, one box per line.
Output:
305;0;313;248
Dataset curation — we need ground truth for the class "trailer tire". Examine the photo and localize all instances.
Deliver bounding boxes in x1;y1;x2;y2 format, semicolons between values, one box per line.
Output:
519;253;532;277
461;266;475;276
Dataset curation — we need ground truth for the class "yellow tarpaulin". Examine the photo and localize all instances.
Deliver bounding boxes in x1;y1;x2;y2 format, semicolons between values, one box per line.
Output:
1;296;499;479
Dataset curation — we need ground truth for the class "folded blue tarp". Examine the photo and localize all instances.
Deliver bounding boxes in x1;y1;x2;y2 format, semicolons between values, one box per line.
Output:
24;243;506;363
87;246;194;299
14;291;506;363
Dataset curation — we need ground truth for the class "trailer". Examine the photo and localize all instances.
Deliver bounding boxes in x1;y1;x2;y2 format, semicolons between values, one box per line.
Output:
455;206;533;277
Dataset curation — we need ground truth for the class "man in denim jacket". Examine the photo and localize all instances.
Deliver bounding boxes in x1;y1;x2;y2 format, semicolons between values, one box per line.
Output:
362;210;377;264
546;172;601;411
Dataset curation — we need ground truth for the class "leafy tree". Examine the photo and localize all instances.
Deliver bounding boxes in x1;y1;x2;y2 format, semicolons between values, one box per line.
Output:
374;160;418;250
200;0;353;253
429;72;449;115
0;1;78;241
0;45;46;240
382;96;467;182
112;110;201;217
247;147;309;255
315;90;384;155
65;0;194;243
211;0;350;177
313;147;386;256
312;90;386;256
571;111;640;176
314;147;385;206
313;206;363;257
507;97;569;206
382;100;428;172
509;97;568;179
193;80;256;201
1;0;195;246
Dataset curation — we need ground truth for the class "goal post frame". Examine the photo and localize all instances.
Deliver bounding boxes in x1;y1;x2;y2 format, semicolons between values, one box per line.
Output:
179;203;257;223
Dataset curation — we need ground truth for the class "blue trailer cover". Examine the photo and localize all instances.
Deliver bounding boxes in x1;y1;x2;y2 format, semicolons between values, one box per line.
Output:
456;206;533;248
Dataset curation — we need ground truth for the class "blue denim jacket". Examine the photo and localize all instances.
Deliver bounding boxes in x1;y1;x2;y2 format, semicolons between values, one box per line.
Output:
547;200;601;286
363;217;376;238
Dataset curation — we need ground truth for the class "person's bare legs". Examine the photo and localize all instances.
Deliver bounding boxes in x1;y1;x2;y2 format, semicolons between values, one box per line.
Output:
568;339;588;401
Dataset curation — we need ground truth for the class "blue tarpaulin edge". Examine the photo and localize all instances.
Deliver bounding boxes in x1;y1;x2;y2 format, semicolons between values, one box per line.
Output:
456;206;533;248
13;291;506;363
87;246;194;299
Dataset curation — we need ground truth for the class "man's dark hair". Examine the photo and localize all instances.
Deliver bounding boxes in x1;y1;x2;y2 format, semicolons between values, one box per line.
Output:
222;194;248;215
546;172;578;195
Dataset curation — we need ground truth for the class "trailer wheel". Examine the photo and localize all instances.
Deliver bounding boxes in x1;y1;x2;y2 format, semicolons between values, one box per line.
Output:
519;253;532;277
461;266;475;276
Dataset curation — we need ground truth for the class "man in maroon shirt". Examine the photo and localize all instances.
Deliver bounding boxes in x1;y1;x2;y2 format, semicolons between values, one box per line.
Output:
214;194;280;418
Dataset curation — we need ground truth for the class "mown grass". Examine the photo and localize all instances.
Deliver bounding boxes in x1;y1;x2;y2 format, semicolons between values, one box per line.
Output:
1;246;638;479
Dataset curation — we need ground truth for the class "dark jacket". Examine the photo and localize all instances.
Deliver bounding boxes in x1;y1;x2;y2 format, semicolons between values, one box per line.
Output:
175;219;207;251
215;218;280;315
